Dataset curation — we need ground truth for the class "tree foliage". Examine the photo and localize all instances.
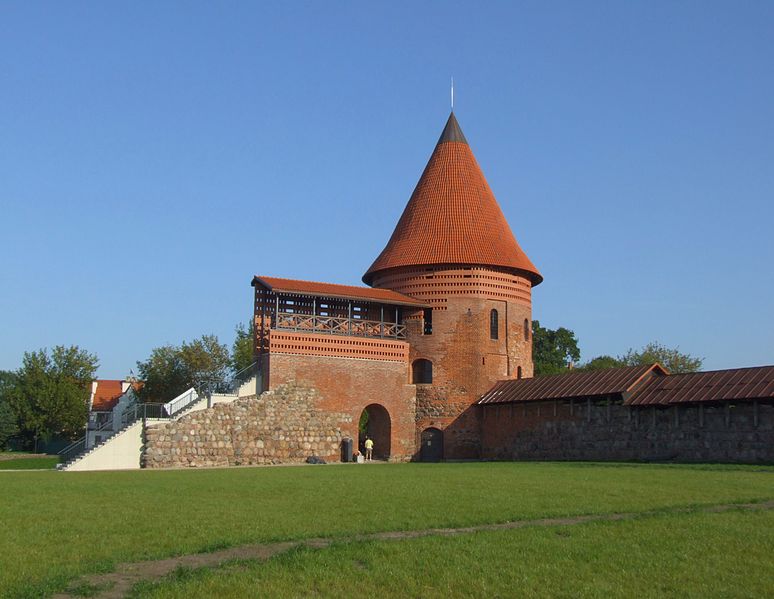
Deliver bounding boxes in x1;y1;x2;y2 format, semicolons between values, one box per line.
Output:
231;321;255;378
532;320;581;375
581;342;703;373
5;346;98;442
578;355;623;371
619;342;703;373
180;335;232;395
136;345;189;403
0;371;19;449
136;335;231;403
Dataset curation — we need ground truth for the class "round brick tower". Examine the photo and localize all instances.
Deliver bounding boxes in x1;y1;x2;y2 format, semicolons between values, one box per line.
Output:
363;112;542;459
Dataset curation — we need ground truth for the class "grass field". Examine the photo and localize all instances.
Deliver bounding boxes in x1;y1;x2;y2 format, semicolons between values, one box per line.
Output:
131;509;774;598
0;456;59;470
1;462;772;598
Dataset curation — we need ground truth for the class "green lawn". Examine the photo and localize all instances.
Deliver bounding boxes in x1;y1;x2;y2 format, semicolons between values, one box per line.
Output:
0;456;59;470
0;462;772;598
131;509;774;598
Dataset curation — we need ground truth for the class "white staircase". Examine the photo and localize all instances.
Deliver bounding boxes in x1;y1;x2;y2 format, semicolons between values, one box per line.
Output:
61;388;223;471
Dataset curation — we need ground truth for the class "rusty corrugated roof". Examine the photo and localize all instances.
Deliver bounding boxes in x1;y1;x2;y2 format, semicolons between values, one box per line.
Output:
478;364;666;405
627;365;774;405
363;112;541;286
252;276;428;307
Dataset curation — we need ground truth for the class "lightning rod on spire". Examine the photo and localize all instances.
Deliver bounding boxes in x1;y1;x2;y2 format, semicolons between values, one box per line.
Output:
451;77;454;111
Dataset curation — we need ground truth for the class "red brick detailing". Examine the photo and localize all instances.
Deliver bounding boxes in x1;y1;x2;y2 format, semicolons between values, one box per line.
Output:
266;354;416;461
371;266;532;309
374;265;533;459
363;135;541;285
268;330;409;363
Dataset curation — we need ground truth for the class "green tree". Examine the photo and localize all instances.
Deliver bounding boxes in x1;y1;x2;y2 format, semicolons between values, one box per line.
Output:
136;335;232;403
231;321;255;378
578;355;623;371
0;371;19;449
180;335;231;395
619;342;703;373
532;320;581;375
136;345;188;403
6;346;98;446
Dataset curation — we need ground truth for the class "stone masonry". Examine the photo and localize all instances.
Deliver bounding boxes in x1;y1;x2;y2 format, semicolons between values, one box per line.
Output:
480;399;774;463
143;383;351;468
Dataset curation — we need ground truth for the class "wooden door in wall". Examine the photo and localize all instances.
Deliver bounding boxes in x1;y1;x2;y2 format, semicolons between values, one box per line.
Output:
420;427;443;462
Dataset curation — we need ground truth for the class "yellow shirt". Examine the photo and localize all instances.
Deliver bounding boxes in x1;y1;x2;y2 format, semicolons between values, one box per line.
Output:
365;439;374;449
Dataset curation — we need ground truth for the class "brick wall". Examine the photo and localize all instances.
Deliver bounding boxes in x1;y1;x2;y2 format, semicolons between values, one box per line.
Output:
266;353;416;461
143;383;351;468
373;265;533;459
480;399;774;463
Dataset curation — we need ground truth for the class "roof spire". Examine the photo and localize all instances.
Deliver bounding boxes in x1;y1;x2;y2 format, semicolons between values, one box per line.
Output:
363;112;542;286
437;111;468;144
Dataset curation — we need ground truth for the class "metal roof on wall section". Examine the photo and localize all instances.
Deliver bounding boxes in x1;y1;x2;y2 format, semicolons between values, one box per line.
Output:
478;364;665;405
479;364;774;407
626;365;774;405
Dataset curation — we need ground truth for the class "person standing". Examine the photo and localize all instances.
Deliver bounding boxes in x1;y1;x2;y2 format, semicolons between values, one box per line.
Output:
364;437;374;461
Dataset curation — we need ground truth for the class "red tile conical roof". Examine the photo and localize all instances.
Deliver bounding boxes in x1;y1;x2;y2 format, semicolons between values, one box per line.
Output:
363;113;542;286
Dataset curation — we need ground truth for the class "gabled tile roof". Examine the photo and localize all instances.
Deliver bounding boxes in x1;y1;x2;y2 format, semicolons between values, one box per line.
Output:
363;112;541;286
90;380;125;412
478;364;667;405
252;276;428;307
626;365;774;405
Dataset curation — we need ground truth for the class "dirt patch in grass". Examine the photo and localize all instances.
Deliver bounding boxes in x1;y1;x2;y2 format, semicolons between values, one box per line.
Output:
53;499;774;599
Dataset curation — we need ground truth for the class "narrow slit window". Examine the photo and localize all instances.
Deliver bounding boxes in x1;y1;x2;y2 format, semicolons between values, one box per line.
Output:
490;309;499;340
423;308;433;335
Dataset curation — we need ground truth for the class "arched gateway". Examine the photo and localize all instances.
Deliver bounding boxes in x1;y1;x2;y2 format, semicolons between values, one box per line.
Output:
358;404;391;460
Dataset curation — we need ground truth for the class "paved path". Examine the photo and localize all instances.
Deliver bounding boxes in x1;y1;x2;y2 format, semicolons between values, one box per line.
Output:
54;500;774;599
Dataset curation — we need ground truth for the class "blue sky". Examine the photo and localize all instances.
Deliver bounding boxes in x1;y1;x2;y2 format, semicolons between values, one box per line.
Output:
1;1;772;377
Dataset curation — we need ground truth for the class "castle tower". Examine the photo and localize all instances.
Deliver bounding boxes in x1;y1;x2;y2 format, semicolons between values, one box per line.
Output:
363;112;542;459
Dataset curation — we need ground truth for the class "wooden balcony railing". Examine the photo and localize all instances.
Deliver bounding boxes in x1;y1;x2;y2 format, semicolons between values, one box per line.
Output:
273;312;406;340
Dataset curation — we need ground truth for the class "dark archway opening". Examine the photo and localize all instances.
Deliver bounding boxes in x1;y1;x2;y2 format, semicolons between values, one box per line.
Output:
358;404;391;460
420;427;444;462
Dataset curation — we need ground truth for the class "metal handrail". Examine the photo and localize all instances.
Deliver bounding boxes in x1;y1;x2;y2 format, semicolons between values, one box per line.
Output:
163;388;198;417
232;361;258;382
58;436;87;463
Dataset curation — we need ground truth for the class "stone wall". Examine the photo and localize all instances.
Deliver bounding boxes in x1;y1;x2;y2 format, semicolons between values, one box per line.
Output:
143;383;351;468
480;399;774;463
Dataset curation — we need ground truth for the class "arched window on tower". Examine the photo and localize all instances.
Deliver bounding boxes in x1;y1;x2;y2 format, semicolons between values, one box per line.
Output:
524;319;530;341
490;309;499;340
517;366;523;379
412;359;433;384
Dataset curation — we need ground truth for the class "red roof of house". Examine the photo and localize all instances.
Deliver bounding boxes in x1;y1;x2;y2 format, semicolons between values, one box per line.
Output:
252;276;428;307
91;380;125;412
479;364;666;405
363;112;542;286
